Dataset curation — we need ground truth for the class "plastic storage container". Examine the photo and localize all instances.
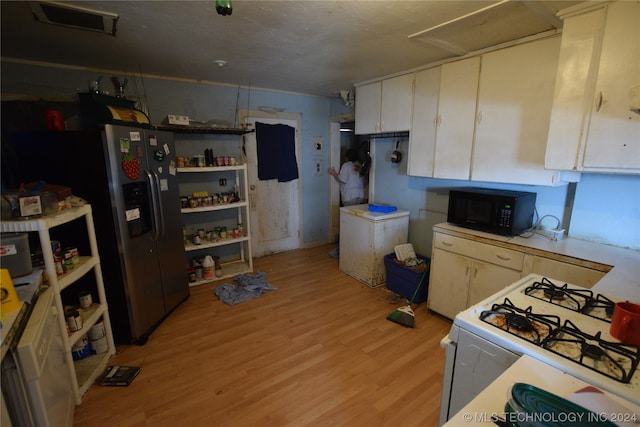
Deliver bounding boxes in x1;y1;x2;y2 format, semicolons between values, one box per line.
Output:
384;253;430;303
0;232;33;277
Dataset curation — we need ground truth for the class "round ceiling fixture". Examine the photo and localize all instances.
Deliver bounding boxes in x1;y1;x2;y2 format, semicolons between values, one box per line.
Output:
215;60;228;68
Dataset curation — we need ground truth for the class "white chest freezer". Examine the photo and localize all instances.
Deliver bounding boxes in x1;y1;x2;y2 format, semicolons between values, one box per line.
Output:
339;204;409;288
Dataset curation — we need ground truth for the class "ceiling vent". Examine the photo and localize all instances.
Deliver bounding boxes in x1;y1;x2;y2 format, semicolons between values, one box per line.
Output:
28;1;119;36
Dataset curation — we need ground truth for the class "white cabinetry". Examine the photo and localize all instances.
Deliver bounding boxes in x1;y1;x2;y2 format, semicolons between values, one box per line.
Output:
546;1;640;174
428;223;615;319
472;37;579;185
407;37;580;185
171;128;253;286
1;205;115;404
407;66;441;177
428;232;524;319
355;73;414;134
433;57;481;180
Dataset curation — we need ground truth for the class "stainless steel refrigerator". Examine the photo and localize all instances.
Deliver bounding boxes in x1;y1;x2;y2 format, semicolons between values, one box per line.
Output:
3;124;189;344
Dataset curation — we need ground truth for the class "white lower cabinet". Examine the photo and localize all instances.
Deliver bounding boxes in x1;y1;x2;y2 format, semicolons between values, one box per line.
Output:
428;224;613;319
428;232;524;319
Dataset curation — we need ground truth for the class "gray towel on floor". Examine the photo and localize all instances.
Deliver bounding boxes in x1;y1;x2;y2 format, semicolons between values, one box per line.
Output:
214;271;277;305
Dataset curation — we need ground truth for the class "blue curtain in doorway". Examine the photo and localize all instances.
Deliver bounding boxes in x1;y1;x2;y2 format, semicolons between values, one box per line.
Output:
255;122;299;182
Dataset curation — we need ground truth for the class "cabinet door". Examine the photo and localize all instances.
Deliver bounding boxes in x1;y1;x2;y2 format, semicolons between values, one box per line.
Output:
433;57;480;180
545;6;607;171
355;81;382;134
583;1;640;170
408;67;441;177
428;248;471;319
380;73;414;132
473;38;563;185
468;261;522;307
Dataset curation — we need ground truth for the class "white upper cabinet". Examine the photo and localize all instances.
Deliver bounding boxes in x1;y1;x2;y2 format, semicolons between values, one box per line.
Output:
407;66;441;177
546;1;640;174
355;81;382;134
472;37;579;186
433;57;481;180
355;73;414;134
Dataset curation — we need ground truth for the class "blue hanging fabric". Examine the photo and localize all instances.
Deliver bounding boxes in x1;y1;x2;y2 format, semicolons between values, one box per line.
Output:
255;122;299;182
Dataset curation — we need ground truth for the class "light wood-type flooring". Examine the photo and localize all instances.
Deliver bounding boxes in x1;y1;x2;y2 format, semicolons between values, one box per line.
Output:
73;244;452;427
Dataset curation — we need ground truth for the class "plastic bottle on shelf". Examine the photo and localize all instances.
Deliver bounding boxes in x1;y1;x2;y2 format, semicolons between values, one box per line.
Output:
202;255;214;279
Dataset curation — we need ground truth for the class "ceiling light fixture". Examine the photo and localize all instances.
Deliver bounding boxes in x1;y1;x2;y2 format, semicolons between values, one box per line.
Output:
215;60;228;68
215;0;232;16
28;1;119;36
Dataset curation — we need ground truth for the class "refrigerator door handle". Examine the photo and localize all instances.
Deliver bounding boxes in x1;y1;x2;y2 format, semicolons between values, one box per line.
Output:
145;169;164;240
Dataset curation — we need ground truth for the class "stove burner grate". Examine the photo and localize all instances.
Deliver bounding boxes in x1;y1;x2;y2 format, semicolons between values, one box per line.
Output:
480;298;560;345
542;320;640;383
582;293;616;323
525;277;592;312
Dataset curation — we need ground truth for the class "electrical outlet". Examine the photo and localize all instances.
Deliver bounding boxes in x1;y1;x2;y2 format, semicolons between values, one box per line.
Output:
219;178;227;187
537;228;565;241
314;161;322;176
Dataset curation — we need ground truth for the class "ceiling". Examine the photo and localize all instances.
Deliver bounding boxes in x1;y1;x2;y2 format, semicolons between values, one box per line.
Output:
1;1;582;98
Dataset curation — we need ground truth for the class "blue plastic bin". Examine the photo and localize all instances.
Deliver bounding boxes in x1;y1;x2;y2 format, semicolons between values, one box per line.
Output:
384;253;430;303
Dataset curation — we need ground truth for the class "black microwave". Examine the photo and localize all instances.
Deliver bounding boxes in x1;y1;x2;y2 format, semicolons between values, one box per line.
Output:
447;187;536;236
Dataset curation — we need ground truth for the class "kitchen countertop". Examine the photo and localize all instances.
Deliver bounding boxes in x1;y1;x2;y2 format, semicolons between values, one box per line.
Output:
434;223;640;302
443;355;640;427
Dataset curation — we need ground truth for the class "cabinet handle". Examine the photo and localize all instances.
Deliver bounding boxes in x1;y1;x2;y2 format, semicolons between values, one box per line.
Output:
465;266;470;276
473;267;478;279
496;254;511;261
595;91;603;112
441;241;453;247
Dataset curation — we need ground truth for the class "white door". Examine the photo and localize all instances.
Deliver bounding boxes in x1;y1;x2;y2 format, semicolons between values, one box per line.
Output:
243;115;302;257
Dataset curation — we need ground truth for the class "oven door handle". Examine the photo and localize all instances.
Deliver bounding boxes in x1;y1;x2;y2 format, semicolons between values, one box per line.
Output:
440;335;453;349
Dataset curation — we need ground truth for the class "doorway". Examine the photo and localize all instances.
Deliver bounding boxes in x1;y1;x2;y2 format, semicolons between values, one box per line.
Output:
328;117;370;244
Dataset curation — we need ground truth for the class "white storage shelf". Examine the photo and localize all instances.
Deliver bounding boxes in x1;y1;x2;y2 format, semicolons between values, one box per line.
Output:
1;205;116;404
181;200;248;214
184;235;250;252
176;147;253;287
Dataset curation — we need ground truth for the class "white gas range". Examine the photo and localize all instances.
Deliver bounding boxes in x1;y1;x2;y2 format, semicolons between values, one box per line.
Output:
439;273;640;426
